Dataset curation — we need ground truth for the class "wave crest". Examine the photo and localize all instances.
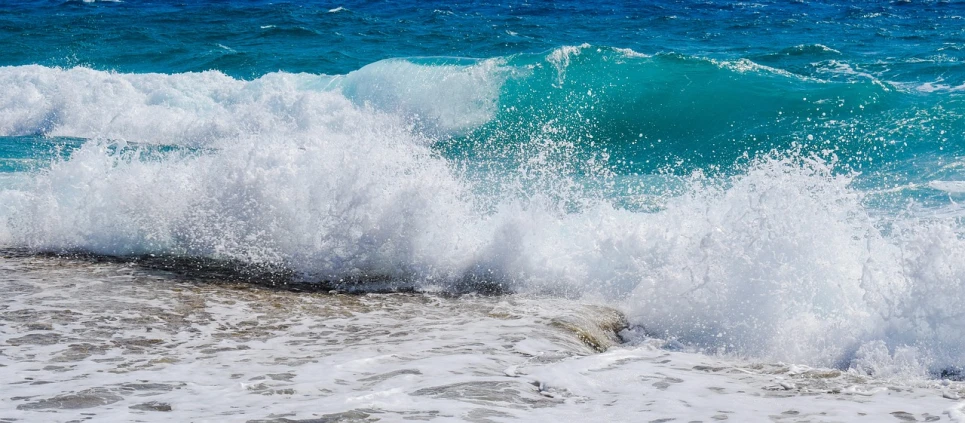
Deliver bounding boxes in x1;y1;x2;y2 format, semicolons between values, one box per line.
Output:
1;54;964;375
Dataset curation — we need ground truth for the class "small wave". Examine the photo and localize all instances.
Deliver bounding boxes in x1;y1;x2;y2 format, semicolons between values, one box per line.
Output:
256;26;322;38
709;57;808;79
612;47;650;59
780;44;842;56
545;44;591;86
814;60;894;89
915;82;965;93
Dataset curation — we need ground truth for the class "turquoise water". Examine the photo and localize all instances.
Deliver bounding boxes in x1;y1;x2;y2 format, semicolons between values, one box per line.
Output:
3;0;965;371
2;1;964;195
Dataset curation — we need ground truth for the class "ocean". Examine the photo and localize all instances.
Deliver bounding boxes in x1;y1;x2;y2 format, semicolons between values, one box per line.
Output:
2;0;965;421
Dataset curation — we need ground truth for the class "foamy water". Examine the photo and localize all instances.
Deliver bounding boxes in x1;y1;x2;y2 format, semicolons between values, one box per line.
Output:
2;61;965;376
3;253;964;422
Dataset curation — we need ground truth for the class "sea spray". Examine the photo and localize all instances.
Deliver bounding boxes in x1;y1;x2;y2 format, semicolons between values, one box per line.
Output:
1;48;964;375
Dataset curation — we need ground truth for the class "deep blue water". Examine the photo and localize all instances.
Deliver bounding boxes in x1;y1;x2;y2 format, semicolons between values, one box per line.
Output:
1;1;963;79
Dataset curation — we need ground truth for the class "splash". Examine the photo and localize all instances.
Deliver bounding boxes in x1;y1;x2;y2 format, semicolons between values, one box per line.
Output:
1;49;965;376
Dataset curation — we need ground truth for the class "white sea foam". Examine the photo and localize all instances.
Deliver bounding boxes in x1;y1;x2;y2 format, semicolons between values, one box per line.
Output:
0;66;324;145
5;255;960;422
710;57;812;81
915;81;965;93
816;60;893;89
339;58;509;135
0;62;503;144
783;43;842;55
613;47;651;59
546;44;591;86
1;65;965;376
929;180;965;193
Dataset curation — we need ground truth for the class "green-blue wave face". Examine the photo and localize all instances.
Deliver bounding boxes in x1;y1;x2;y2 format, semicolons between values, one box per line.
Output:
423;48;965;212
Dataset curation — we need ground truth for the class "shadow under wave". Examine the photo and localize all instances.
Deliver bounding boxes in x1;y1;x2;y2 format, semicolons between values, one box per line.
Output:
0;248;513;296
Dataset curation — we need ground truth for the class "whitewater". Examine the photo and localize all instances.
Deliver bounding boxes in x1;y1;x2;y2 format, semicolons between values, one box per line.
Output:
3;0;965;421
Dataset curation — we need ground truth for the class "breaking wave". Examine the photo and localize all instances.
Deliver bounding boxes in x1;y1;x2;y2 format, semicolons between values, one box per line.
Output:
2;46;965;375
